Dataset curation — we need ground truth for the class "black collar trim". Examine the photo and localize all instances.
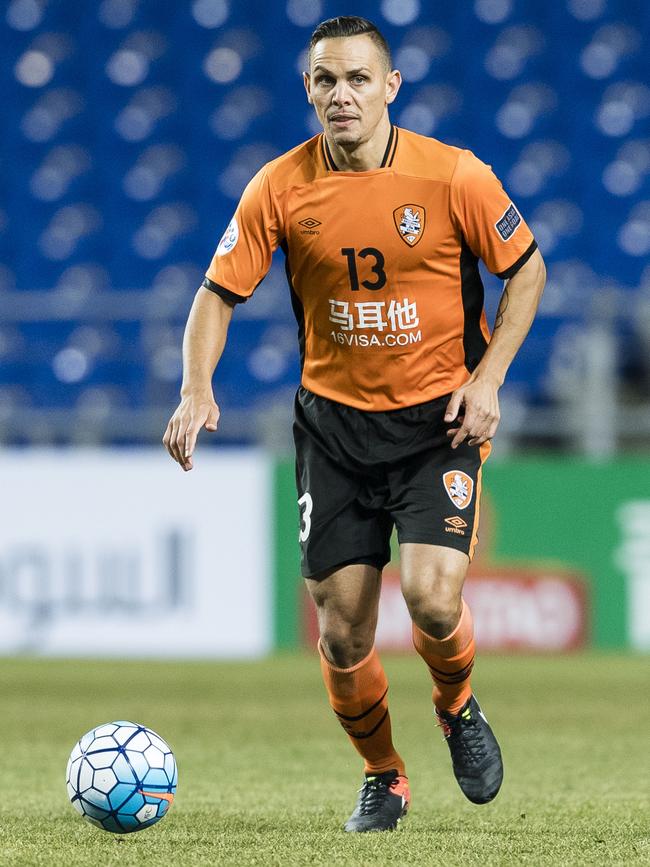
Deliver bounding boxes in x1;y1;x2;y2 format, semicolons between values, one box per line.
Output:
380;125;397;167
322;135;338;171
321;125;398;172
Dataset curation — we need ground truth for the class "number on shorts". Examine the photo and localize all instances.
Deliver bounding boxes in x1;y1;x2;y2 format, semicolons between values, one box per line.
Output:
298;492;313;542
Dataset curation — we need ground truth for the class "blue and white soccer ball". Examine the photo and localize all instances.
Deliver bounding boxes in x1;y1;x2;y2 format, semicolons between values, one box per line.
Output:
66;721;178;834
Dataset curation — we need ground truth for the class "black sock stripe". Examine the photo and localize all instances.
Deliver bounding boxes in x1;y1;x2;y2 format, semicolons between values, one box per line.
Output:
430;672;473;685
427;658;475;683
427;656;475;677
344;709;389;740
333;687;388;722
428;672;474;686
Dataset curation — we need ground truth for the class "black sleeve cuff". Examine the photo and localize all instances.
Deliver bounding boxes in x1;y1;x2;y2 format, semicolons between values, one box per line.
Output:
202;277;248;304
496;239;538;280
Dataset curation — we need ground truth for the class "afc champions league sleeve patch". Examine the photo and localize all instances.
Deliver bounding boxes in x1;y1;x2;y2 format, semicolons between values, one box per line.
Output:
494;202;522;242
216;215;239;256
442;470;474;510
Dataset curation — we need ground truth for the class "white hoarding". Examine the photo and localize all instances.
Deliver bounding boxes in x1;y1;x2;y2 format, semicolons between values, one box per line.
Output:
0;449;272;657
615;500;650;650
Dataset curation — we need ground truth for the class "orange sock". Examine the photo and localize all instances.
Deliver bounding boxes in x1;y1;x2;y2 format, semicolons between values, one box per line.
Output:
318;641;405;776
412;599;475;716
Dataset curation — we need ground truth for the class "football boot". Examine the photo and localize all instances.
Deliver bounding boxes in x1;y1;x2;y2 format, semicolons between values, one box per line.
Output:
344;770;410;832
436;695;503;804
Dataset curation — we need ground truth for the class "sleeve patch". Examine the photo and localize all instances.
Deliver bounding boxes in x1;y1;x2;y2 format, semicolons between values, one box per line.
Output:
216;216;239;255
494;203;521;242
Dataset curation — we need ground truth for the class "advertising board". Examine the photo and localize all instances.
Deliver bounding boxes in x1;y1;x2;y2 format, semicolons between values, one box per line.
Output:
274;457;650;651
303;565;588;652
0;450;272;657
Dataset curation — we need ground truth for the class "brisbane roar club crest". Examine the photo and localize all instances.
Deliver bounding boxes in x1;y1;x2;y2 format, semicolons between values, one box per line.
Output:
393;204;426;247
442;470;474;510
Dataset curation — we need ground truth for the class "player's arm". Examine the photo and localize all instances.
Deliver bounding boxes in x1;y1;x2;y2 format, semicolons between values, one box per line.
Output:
163;166;282;470
446;248;546;448
163;287;234;472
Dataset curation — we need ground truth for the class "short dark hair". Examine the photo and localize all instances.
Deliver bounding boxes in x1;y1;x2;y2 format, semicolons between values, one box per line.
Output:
308;16;392;71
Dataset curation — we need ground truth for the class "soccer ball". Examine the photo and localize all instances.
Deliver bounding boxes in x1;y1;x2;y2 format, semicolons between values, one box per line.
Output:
66;721;178;834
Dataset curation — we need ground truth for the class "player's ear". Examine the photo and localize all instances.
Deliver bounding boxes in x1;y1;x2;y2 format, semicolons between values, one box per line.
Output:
385;69;402;105
303;71;313;104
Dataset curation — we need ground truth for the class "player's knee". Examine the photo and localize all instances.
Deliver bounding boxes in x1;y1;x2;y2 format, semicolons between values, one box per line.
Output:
402;572;463;638
319;622;374;668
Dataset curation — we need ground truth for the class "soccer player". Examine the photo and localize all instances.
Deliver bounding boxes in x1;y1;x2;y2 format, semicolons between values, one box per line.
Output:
163;16;546;832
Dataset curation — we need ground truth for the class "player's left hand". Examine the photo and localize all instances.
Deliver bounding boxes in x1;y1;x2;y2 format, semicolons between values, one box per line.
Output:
444;375;500;449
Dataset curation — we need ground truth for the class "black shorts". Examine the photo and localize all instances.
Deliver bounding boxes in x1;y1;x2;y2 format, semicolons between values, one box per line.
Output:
293;387;490;578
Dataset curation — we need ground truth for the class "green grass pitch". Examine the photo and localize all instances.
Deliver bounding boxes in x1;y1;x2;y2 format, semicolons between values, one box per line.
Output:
1;652;648;866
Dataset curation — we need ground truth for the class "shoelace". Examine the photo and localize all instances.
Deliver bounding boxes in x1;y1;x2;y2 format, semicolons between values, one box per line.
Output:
441;715;488;765
356;777;393;815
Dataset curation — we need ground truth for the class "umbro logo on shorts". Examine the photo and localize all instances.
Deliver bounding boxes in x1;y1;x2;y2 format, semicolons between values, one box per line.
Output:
445;516;467;536
442;471;474;509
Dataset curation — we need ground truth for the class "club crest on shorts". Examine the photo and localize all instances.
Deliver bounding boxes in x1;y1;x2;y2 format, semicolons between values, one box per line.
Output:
442;470;474;510
393;204;425;247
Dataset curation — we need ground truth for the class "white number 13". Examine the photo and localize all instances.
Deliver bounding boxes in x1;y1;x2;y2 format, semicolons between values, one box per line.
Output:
298;492;313;542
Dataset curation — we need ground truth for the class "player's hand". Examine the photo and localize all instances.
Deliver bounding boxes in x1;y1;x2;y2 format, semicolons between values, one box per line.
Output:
444;376;500;449
162;391;220;471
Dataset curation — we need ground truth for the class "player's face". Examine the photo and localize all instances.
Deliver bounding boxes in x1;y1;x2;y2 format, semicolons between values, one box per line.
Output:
304;35;401;149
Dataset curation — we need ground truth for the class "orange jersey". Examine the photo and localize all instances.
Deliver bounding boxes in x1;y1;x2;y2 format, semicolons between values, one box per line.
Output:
205;126;536;411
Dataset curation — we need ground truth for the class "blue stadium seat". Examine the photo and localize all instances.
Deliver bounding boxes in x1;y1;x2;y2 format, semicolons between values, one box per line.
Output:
1;0;648;440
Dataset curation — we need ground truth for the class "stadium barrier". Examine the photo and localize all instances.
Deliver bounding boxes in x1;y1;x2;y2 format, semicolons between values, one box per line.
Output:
274;458;650;651
2;452;647;656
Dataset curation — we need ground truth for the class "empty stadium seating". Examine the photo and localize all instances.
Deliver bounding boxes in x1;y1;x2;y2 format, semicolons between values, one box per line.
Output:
1;0;648;443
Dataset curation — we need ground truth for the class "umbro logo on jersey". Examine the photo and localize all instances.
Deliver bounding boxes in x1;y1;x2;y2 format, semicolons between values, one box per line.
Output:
394;204;425;247
298;217;321;236
442;470;474;510
299;217;321;228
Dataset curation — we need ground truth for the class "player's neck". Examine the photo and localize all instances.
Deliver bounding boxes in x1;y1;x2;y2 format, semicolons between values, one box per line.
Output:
325;115;393;172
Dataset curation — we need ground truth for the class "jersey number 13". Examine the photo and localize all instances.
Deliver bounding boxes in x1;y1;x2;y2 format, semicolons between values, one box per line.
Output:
341;247;386;292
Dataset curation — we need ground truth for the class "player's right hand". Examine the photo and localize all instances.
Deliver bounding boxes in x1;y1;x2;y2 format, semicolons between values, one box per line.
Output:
162;392;220;472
